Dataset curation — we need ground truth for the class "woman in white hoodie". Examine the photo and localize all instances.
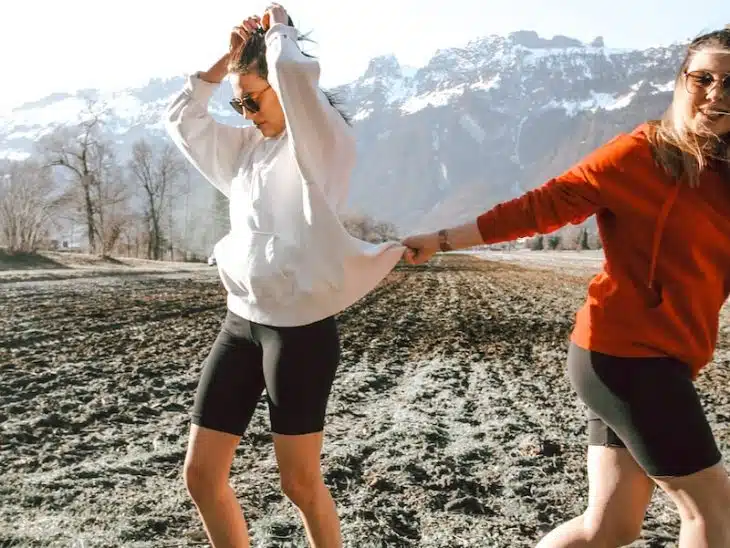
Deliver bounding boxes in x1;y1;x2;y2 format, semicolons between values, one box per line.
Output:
165;4;403;547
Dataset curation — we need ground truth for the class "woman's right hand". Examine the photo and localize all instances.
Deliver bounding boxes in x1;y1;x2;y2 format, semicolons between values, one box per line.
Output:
230;16;261;53
402;232;439;265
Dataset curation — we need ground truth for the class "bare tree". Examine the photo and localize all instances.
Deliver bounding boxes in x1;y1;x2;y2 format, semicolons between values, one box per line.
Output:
559;225;582;250
164;167;197;261
128;139;186;260
41;99;128;255
371;219;399;243
341;212;399;243
84;142;131;254
0;160;59;252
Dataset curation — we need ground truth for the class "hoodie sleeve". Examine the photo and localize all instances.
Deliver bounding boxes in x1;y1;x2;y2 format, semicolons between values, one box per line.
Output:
165;74;256;199
476;133;641;243
264;24;356;211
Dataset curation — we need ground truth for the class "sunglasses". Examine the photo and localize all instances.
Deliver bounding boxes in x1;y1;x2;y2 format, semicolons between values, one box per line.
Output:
684;70;730;95
229;85;271;115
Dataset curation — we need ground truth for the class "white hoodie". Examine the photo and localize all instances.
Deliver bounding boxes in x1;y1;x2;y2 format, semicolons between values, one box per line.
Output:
166;23;404;327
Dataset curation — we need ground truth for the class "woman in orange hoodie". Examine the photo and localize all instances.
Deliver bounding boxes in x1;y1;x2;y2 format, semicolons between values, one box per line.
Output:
404;27;730;547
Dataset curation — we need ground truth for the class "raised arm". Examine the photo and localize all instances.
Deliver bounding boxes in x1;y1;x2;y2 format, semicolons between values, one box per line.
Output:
165;51;257;198
262;6;356;210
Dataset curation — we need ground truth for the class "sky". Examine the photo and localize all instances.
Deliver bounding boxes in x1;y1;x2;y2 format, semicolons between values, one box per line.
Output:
1;0;729;114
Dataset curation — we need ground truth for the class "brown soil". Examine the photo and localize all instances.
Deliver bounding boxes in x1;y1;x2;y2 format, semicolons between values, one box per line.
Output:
1;255;728;547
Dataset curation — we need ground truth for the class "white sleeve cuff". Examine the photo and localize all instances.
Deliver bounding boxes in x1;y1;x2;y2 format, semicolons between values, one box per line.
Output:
184;72;220;103
265;23;298;46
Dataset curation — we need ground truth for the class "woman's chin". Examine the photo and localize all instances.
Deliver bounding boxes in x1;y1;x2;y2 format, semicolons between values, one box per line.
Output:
257;123;284;138
692;113;730;138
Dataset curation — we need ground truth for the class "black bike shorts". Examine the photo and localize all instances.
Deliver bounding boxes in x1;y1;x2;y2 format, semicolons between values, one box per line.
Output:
191;310;340;436
567;343;722;478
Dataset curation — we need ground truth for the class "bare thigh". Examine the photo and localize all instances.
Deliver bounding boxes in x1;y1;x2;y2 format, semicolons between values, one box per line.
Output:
273;432;325;490
537;446;655;547
652;462;730;526
184;424;242;488
584;446;655;536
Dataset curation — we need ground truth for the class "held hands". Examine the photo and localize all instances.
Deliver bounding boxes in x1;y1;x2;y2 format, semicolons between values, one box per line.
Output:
403;222;482;264
401;232;440;265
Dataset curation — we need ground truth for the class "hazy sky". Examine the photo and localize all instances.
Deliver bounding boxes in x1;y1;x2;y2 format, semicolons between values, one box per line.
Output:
2;0;729;113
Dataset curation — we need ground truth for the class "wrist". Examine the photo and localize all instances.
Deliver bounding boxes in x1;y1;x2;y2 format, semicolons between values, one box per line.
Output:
437;229;453;252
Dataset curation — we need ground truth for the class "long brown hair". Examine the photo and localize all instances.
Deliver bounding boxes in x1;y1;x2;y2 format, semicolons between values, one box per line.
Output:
647;26;730;186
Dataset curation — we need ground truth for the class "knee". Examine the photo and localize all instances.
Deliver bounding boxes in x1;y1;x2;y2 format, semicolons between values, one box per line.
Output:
663;466;730;536
280;469;325;510
183;461;227;504
583;512;643;547
679;510;730;542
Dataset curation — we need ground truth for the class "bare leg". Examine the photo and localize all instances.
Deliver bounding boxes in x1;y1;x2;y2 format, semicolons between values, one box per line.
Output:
183;425;249;548
653;462;730;548
537;446;655;547
273;432;341;547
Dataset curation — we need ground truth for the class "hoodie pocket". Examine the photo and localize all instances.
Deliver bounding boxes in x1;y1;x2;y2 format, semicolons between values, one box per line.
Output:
214;230;298;305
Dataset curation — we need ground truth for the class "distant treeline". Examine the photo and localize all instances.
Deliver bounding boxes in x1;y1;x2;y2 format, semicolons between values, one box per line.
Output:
0;100;398;261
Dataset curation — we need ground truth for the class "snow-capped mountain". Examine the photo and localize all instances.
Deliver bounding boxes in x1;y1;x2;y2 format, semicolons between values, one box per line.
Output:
0;30;685;232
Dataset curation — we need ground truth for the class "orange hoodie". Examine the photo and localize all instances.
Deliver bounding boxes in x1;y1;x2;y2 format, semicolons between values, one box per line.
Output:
476;124;730;378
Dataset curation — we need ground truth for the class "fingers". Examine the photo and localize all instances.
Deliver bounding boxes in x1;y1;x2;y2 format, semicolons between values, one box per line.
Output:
262;3;287;29
233;16;260;35
241;16;260;33
230;15;262;49
231;26;246;40
403;247;425;265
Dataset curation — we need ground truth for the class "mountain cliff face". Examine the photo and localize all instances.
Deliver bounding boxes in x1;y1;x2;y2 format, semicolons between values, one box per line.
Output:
0;30;685;233
336;31;682;231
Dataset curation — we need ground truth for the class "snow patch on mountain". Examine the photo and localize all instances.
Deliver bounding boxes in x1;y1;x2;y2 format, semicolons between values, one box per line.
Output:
401;85;466;114
459;114;486;144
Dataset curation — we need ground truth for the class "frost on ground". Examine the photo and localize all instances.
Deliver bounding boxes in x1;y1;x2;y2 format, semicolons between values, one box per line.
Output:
1;255;728;547
0;249;212;283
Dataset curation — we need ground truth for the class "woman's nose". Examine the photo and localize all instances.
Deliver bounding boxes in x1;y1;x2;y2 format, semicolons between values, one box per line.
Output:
705;80;727;101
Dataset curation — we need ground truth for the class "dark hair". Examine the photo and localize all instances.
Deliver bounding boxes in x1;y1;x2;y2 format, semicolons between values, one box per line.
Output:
647;25;730;185
229;23;351;125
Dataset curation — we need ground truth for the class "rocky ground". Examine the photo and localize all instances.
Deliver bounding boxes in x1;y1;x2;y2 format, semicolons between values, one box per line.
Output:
1;254;728;547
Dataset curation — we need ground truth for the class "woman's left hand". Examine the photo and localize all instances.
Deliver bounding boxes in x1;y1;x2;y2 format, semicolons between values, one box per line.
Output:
261;3;290;30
